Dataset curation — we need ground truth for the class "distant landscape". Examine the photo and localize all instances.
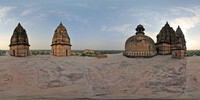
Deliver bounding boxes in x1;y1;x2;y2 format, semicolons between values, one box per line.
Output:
0;49;123;57
0;49;200;57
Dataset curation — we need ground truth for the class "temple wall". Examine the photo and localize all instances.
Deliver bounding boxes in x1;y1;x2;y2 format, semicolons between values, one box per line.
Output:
124;36;157;57
51;45;71;56
156;43;171;55
126;39;156;51
10;45;29;57
172;50;185;59
123;50;157;57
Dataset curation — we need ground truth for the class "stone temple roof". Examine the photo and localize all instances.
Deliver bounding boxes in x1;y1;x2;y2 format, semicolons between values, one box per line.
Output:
124;24;157;57
10;23;30;46
176;26;185;39
156;22;176;44
173;26;186;50
51;22;71;46
126;25;156;46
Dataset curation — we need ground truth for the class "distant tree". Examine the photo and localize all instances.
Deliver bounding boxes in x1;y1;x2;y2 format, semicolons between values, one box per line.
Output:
37;51;40;55
46;51;50;55
41;51;45;55
81;53;86;56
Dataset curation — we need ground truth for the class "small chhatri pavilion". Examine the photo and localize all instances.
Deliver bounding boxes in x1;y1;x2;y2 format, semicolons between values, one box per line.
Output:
123;24;157;58
51;22;71;56
9;23;30;57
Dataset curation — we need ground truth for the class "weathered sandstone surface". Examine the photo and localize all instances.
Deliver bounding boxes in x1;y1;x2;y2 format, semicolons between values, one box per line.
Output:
0;54;199;99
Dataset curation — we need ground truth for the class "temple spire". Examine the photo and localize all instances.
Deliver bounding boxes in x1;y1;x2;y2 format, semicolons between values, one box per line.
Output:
17;23;22;28
165;21;170;27
135;24;145;35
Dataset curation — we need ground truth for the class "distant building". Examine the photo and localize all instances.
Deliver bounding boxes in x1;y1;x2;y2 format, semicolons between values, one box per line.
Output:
51;22;72;56
123;24;157;57
96;53;108;58
83;49;95;54
9;23;30;57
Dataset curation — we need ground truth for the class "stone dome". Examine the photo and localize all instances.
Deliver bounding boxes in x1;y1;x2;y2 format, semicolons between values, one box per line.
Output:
10;23;30;46
123;24;157;57
51;22;71;46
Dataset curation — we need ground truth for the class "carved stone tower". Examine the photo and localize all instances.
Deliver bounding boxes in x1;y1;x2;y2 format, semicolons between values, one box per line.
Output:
51;22;71;56
171;26;186;59
9;23;30;57
156;22;176;55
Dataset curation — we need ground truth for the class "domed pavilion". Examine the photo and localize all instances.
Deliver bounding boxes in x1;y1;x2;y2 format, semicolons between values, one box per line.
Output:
51;22;72;56
123;24;157;58
9;23;30;57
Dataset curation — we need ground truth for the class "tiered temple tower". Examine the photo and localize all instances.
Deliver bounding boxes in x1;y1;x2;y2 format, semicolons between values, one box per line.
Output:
9;23;30;57
51;22;71;56
156;22;186;59
156;22;176;55
171;26;186;59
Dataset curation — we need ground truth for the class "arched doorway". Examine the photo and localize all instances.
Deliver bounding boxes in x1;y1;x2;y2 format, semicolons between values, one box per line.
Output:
66;50;68;56
157;48;159;54
52;50;54;55
13;50;15;56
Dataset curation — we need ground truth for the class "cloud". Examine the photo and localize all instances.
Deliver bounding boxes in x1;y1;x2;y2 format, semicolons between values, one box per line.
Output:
36;13;46;20
139;19;152;27
75;3;90;8
0;6;15;24
169;6;200;33
21;9;33;16
102;24;134;36
168;6;200;50
145;31;157;42
101;25;107;31
73;15;89;26
109;6;118;10
130;8;165;20
48;10;89;26
21;8;38;16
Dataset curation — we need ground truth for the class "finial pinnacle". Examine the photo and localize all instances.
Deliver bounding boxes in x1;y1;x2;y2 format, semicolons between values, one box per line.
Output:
18;23;21;26
17;23;23;29
135;24;145;35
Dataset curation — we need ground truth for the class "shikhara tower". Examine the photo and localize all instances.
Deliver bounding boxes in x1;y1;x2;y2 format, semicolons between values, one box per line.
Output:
9;23;30;57
51;22;72;56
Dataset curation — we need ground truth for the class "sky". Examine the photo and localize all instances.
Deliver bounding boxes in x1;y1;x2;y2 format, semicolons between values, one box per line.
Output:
0;0;200;50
